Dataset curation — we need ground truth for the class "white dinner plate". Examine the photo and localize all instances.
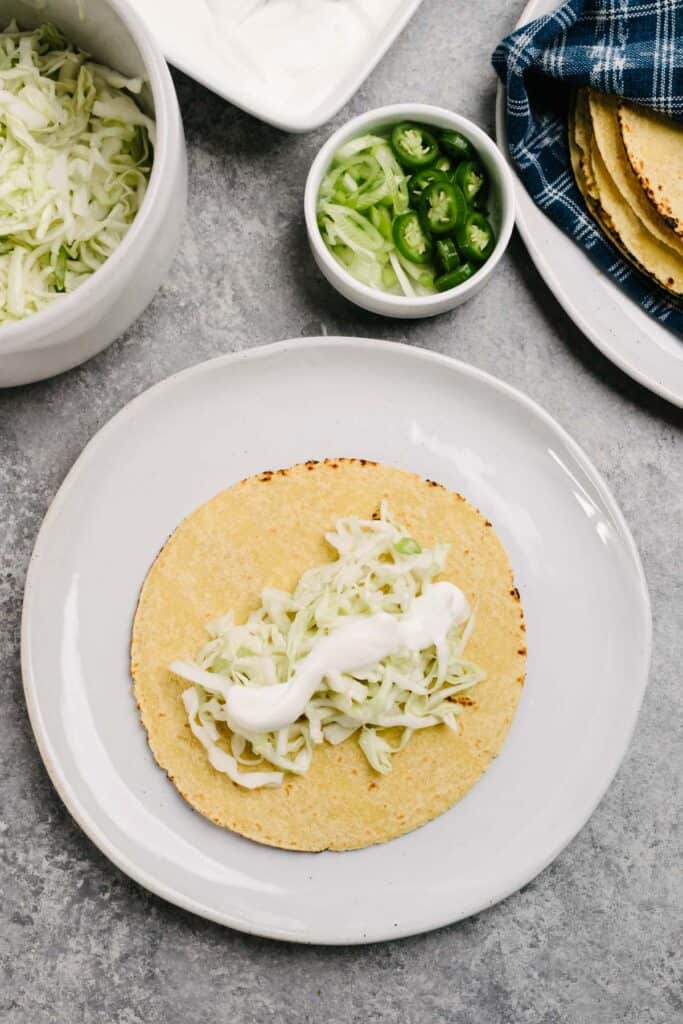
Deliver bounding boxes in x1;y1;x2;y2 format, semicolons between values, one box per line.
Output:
128;0;423;132
22;338;651;944
495;0;683;407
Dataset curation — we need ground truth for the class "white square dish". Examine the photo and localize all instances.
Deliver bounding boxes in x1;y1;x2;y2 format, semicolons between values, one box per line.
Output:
129;0;424;131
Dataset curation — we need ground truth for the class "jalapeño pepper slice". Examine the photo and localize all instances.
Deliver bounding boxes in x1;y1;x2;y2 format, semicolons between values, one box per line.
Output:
392;211;433;264
438;129;475;163
407;167;449;207
454;160;488;204
434;156;451;173
434;262;476;291
455;212;495;262
419;180;467;235
390;122;439;170
435;238;460;273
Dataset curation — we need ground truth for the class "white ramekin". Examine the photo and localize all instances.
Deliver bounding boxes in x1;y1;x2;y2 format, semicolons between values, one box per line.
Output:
0;0;187;387
305;103;515;319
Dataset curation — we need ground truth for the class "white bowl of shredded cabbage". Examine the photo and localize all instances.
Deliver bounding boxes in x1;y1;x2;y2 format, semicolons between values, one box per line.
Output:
0;0;186;386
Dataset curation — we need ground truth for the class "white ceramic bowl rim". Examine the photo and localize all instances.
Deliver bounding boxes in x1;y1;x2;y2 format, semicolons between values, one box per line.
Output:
304;103;516;311
0;0;176;356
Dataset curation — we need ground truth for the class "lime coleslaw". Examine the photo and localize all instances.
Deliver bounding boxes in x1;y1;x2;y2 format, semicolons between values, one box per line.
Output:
171;505;485;791
0;21;154;324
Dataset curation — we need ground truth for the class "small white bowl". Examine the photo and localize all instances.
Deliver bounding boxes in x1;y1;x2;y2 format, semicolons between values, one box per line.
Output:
0;0;187;387
305;103;515;319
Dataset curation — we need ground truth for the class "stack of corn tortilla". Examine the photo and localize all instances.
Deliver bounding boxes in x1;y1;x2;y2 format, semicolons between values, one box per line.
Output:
570;88;683;296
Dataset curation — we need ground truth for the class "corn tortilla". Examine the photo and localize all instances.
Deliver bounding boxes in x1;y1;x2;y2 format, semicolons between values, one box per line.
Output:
570;95;626;247
131;459;526;852
569;90;683;295
619;101;683;238
588;91;683;259
590;141;683;294
571;90;599;203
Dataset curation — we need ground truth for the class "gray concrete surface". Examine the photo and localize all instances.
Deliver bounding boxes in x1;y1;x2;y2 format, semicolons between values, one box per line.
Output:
1;1;681;1020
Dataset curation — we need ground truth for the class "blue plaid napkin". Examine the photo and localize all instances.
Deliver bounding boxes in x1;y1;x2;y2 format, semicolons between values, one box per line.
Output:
493;0;683;333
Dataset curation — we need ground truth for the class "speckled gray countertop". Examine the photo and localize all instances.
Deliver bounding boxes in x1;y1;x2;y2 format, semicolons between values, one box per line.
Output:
1;1;681;1020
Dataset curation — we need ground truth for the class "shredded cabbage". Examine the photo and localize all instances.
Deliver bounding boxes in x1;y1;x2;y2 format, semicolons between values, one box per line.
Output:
0;21;153;324
171;504;485;790
317;130;435;297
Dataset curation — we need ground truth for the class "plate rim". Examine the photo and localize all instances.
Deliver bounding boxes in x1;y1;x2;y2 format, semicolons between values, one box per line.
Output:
495;0;683;409
20;337;653;943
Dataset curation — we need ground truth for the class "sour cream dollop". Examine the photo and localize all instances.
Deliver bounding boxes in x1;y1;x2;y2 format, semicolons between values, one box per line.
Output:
223;581;469;734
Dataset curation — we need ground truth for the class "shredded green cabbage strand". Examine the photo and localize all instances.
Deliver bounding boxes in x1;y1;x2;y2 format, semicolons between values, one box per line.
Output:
317;131;431;297
171;505;485;790
0;21;154;324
